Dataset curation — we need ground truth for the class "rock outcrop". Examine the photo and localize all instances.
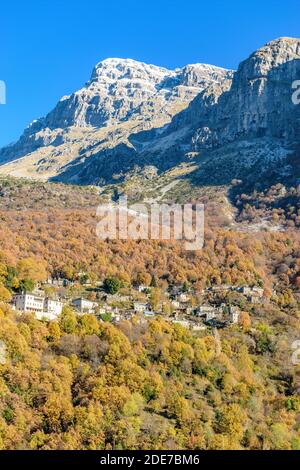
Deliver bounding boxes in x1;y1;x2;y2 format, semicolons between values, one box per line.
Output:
191;37;300;149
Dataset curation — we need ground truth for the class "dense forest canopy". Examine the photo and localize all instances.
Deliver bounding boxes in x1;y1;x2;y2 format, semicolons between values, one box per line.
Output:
0;177;300;450
0;306;300;450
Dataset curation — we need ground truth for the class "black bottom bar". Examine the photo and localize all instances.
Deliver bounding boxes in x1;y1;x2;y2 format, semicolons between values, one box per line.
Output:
0;450;299;467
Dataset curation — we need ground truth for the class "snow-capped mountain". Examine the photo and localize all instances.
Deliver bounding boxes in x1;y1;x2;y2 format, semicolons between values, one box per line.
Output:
0;58;232;181
0;37;299;188
31;59;232;130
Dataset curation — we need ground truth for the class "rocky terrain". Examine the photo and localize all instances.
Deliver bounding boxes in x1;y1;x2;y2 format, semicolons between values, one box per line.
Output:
128;37;300;193
0;37;299;194
0;59;232;183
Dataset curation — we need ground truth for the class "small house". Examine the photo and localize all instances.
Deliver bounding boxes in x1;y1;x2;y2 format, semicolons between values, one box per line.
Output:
72;298;98;314
133;302;149;313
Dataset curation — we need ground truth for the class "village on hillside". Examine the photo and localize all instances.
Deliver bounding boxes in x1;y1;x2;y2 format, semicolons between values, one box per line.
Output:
8;272;268;331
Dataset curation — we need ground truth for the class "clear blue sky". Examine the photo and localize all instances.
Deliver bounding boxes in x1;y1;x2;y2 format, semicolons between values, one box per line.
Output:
0;0;299;147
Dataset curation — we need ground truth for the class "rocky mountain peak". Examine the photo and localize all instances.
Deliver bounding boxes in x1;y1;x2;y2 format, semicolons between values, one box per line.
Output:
237;37;300;82
254;37;300;62
90;57;171;84
0;38;299;187
0;56;232;169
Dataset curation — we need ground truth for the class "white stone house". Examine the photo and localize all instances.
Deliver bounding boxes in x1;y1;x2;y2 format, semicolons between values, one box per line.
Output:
44;298;63;316
206;311;217;322
137;285;149;293
195;305;215;317
239;286;264;298
133;302;148;313
171;300;180;309
12;293;63;320
229;306;240;324
72;298;98;314
177;293;190;303
211;285;233;292
252;286;264;297
12;292;44;313
98;306;119;316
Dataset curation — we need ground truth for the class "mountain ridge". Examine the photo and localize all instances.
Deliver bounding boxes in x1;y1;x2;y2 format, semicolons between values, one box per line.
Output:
0;37;299;190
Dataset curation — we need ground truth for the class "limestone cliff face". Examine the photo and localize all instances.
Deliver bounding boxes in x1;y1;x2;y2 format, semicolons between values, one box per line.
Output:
191;38;300;150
